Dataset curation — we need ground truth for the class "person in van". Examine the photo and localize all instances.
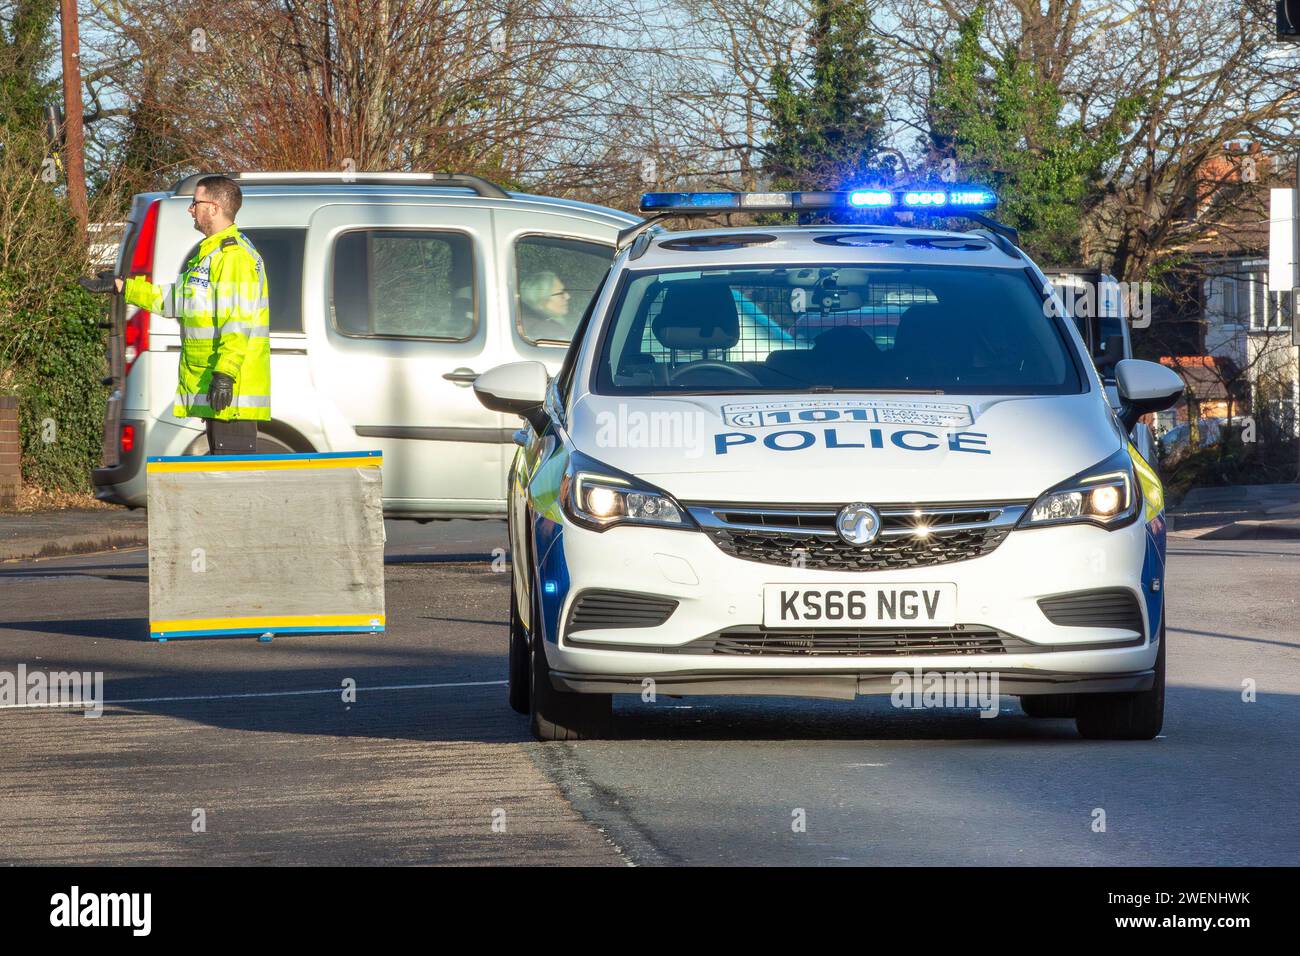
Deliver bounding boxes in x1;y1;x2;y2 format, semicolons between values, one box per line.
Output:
87;176;271;455
519;270;573;342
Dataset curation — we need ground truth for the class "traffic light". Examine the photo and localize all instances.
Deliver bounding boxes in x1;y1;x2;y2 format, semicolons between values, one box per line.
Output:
1280;0;1300;41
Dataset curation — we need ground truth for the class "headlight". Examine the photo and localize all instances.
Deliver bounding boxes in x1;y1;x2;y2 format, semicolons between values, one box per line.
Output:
1018;447;1140;530
561;453;694;532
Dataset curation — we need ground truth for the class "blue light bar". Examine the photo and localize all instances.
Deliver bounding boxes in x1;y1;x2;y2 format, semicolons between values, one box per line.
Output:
639;186;995;214
847;189;894;207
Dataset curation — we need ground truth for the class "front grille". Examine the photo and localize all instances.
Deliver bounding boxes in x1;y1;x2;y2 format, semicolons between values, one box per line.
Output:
685;501;1028;571
1038;588;1143;633
566;590;678;633
684;626;1034;657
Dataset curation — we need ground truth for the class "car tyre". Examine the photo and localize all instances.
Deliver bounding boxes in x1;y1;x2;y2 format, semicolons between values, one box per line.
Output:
1074;623;1165;740
1019;693;1077;718
528;589;611;741
507;584;529;715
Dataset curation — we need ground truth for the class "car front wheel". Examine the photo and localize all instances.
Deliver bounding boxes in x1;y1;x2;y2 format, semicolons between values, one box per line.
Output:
507;584;529;715
1074;623;1165;740
528;588;612;741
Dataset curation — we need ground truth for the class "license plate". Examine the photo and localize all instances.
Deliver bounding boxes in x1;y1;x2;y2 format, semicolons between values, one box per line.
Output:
763;584;957;628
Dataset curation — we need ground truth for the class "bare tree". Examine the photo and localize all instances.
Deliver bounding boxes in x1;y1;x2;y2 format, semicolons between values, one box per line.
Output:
87;0;653;192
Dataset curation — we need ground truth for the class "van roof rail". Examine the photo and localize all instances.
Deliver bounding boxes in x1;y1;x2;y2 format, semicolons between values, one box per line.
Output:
171;171;511;199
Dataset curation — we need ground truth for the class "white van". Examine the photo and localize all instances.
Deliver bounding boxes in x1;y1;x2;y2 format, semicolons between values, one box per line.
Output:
91;171;637;518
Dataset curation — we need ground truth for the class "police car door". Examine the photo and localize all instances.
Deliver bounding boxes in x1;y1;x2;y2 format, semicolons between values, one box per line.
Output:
304;203;508;513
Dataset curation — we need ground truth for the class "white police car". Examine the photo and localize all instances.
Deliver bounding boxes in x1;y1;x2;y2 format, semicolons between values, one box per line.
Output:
473;188;1185;741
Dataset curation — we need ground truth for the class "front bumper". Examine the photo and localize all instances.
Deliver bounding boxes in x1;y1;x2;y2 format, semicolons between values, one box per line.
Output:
535;511;1162;697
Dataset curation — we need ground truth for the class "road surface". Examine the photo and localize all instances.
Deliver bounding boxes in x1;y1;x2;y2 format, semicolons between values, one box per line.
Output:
1;520;1295;865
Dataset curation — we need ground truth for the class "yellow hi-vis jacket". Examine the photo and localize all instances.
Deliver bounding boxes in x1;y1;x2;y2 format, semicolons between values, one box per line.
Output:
123;223;270;421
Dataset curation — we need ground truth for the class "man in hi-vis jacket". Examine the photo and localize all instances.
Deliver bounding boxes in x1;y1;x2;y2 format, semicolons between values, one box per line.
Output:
86;175;270;454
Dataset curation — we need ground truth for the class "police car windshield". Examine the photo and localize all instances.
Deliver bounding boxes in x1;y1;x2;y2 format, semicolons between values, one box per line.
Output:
593;264;1083;395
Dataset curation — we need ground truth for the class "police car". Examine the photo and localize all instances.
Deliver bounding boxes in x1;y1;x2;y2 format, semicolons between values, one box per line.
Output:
472;187;1185;741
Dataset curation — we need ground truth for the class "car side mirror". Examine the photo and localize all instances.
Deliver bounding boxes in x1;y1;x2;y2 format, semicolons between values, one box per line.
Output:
473;361;550;432
1115;359;1183;431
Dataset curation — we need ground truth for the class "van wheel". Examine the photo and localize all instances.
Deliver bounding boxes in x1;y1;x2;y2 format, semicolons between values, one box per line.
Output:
528;590;611;741
507;585;529;715
1019;694;1077;718
1075;624;1165;740
255;434;296;454
185;431;299;455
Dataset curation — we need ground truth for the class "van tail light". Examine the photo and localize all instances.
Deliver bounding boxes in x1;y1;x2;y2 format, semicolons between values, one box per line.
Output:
123;307;149;376
122;198;161;378
120;424;136;454
128;200;161;274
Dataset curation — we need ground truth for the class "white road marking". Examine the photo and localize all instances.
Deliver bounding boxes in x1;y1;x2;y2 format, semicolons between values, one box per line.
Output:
0;679;507;711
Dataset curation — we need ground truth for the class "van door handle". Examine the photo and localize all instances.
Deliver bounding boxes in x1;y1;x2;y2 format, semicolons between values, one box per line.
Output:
443;368;479;387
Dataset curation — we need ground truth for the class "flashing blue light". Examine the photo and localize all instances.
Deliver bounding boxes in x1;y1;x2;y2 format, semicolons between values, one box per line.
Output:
899;187;997;210
948;189;997;208
903;190;948;207
847;189;894;207
543;580;558;594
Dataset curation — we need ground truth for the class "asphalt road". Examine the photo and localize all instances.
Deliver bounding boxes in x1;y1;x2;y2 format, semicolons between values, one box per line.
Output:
1;520;1296;866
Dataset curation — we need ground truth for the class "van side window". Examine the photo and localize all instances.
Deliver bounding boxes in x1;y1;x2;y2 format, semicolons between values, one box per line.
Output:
514;235;614;345
180;228;305;333
332;230;476;340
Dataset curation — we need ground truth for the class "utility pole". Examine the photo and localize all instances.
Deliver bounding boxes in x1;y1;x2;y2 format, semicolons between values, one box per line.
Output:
58;0;88;236
1293;149;1299;476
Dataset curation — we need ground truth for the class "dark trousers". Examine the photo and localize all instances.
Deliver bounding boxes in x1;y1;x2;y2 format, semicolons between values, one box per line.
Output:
206;419;258;455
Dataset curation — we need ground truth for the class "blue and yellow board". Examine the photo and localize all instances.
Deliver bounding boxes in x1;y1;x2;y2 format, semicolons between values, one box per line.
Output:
146;450;384;641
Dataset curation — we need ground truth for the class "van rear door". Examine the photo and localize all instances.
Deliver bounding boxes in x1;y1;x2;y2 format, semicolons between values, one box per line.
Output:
94;193;161;480
304;202;508;515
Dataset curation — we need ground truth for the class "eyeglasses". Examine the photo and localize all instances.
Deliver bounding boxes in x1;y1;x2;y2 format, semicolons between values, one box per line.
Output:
188;199;219;210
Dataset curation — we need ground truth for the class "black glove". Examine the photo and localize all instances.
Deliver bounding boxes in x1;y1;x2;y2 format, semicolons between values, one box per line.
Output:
78;270;118;294
207;373;235;413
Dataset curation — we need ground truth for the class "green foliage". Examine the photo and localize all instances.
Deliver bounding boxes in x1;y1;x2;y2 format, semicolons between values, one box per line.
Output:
1161;429;1297;507
928;4;1142;263
762;0;892;196
0;0;60;129
0;2;109;494
15;288;107;493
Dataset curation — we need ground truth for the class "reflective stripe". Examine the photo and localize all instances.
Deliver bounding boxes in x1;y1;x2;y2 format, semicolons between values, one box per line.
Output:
1128;442;1164;521
177;394;271;408
213;292;268;312
181;324;270;340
